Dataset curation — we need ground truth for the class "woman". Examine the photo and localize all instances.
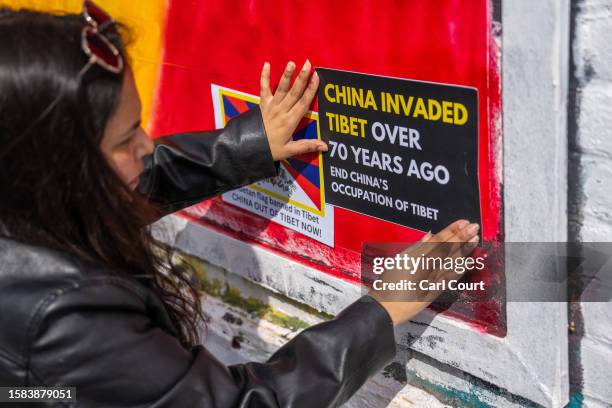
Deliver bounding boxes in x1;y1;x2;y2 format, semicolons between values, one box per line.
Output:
0;2;480;407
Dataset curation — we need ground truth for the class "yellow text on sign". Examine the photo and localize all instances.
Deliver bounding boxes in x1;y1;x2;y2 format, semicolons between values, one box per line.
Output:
325;112;367;138
322;82;469;126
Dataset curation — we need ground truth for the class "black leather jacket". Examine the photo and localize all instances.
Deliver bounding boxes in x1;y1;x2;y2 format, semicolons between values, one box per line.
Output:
0;107;396;407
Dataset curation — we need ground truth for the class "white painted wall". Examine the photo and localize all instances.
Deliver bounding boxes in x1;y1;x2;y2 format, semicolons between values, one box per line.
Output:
502;1;571;405
572;1;612;238
570;0;612;406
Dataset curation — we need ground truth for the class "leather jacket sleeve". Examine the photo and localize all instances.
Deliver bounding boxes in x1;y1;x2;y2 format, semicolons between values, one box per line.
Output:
28;277;396;407
138;106;279;215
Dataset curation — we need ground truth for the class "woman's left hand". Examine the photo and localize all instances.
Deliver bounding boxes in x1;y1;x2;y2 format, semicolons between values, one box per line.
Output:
259;60;328;161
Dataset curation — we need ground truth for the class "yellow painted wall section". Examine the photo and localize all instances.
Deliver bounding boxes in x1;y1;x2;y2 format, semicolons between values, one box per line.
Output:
0;0;166;130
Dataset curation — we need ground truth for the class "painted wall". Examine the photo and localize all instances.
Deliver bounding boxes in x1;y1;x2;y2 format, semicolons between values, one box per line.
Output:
2;0;611;407
148;0;504;335
154;0;610;406
569;0;612;406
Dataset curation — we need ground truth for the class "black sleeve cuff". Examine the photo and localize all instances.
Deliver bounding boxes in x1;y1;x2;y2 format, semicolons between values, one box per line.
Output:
231;106;279;181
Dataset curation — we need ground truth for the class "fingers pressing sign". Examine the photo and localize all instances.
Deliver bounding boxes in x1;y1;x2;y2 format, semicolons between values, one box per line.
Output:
369;219;481;326
259;60;327;162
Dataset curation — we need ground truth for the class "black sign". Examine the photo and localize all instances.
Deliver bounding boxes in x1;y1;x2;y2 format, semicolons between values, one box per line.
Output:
316;68;481;233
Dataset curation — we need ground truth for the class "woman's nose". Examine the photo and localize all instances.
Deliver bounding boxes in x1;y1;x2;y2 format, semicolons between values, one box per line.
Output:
134;127;155;160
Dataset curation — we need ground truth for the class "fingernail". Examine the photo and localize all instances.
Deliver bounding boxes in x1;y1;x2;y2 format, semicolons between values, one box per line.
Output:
310;71;319;84
302;59;311;71
286;61;295;71
469;235;480;243
420;231;432;242
263;61;270;70
467;223;479;234
458;220;469;229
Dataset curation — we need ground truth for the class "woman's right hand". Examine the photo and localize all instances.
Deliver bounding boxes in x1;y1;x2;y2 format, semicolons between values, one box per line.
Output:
369;219;480;327
259;60;328;161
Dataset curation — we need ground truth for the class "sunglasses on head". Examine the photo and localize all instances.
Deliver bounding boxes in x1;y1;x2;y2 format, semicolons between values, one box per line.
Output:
4;1;126;156
79;0;124;76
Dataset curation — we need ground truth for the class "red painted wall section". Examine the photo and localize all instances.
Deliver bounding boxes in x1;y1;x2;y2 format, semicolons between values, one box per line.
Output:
149;0;504;334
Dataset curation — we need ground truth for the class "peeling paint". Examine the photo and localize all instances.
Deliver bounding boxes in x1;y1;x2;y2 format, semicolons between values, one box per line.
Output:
307;275;343;293
406;369;539;408
566;392;584;408
382;362;408;385
173;251;316;332
222;312;243;326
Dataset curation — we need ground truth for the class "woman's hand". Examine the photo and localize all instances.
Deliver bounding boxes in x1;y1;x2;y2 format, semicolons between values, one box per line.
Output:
259;60;328;161
369;219;480;327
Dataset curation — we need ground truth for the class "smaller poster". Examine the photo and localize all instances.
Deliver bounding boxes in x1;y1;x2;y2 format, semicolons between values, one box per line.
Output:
212;84;335;247
316;68;481;233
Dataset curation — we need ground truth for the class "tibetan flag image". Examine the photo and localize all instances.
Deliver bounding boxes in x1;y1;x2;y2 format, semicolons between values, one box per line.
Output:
273;117;322;214
212;84;334;246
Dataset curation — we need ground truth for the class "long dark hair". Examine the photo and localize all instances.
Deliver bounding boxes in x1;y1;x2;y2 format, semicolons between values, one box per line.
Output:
0;8;204;348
